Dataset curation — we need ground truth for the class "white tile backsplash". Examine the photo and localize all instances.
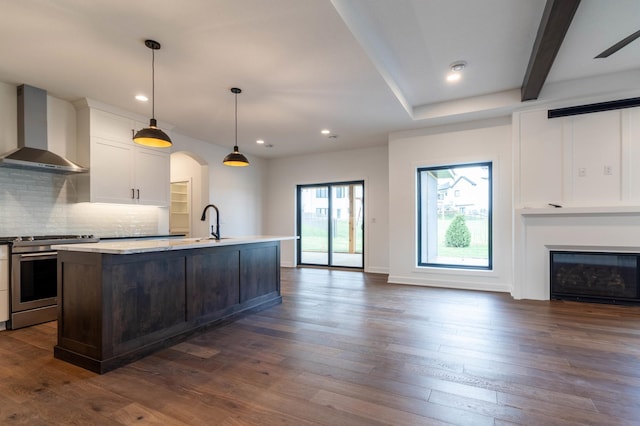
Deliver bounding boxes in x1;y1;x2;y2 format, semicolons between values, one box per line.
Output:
0;168;163;237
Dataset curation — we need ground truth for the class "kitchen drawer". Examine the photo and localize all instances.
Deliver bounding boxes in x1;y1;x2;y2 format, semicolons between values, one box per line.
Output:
0;246;8;291
0;246;8;323
0;290;7;323
0;260;7;290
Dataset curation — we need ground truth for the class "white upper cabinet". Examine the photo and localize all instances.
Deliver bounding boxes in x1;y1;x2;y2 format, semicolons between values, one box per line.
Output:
89;137;136;204
75;102;170;206
134;146;171;206
90;108;135;142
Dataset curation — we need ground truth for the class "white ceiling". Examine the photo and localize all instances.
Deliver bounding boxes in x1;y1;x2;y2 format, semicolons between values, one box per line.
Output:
0;0;638;160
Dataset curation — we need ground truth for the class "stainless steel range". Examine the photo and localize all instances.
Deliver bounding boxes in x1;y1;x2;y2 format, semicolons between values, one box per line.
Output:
8;235;99;329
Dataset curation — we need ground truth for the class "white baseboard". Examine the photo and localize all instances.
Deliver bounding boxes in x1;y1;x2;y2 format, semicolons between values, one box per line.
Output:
364;266;389;274
387;274;510;293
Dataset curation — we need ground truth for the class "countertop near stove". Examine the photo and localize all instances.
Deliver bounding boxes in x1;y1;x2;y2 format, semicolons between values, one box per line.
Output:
52;235;296;254
98;234;185;241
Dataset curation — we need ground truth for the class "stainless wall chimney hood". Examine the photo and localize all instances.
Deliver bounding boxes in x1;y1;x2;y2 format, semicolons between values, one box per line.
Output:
0;84;88;174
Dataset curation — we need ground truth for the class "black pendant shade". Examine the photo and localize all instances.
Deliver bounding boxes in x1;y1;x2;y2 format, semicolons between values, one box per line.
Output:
223;146;249;166
223;87;249;167
133;39;172;148
134;118;172;148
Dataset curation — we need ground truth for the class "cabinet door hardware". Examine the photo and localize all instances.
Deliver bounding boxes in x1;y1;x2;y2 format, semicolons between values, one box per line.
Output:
131;188;135;199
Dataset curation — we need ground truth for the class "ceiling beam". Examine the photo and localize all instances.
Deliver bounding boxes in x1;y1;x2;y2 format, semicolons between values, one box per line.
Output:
521;0;581;101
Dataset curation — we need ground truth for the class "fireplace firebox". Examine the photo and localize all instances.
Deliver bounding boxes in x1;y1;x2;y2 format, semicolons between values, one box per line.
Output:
550;251;640;305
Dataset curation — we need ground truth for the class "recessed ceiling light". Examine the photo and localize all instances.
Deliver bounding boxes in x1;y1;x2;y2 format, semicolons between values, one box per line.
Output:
256;139;264;144
450;61;466;72
446;61;467;83
135;94;149;102
321;129;331;135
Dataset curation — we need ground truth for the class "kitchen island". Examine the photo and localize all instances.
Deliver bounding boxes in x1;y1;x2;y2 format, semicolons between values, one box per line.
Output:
53;236;294;374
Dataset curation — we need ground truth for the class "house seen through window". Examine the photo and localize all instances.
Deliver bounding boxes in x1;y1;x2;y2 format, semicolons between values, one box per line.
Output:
417;162;492;269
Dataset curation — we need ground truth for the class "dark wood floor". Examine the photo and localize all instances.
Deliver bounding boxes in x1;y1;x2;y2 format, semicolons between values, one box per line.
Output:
1;268;640;425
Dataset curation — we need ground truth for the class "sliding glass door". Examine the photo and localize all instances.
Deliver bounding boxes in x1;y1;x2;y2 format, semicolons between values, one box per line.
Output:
297;181;364;268
298;185;330;265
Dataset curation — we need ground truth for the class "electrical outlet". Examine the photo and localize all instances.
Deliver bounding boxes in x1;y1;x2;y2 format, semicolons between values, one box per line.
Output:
578;168;586;177
604;165;612;175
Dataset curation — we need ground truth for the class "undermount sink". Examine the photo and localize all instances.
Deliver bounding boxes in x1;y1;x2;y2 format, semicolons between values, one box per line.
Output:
178;237;231;243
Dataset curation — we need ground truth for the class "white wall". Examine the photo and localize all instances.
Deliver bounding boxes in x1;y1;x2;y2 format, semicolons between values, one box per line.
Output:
388;117;513;293
169;133;265;238
0;82;16;155
514;105;640;207
264;146;389;272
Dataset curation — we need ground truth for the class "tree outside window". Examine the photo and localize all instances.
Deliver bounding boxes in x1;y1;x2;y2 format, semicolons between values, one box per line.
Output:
417;162;492;269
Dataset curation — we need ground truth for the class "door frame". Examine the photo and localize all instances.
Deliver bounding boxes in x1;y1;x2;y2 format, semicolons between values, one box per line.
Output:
296;180;365;269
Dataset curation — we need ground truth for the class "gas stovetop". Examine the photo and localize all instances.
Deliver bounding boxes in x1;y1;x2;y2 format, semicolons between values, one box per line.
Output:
0;234;99;246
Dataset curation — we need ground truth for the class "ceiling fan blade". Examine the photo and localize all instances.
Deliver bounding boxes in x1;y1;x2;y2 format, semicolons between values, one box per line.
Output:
595;29;640;58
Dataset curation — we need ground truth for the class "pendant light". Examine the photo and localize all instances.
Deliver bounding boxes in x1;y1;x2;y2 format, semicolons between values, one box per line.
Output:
223;87;249;167
133;39;172;148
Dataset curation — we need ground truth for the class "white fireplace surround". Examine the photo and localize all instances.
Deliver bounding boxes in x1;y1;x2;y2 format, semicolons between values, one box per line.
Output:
513;206;640;300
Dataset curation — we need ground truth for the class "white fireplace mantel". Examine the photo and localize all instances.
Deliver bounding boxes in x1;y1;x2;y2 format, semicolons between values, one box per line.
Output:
513;207;640;300
517;206;640;216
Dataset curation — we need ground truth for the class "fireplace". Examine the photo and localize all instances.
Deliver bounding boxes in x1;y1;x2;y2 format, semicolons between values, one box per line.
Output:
550;251;640;304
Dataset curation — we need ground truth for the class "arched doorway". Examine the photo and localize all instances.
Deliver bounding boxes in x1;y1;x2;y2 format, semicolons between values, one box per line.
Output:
170;151;209;237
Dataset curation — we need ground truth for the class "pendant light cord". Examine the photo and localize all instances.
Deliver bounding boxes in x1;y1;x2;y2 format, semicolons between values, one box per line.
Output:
234;91;238;148
151;47;155;120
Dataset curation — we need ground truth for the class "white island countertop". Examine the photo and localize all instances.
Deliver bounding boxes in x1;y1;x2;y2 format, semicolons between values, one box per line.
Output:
53;235;296;255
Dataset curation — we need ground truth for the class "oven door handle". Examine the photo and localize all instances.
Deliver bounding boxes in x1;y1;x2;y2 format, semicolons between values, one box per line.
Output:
16;251;57;259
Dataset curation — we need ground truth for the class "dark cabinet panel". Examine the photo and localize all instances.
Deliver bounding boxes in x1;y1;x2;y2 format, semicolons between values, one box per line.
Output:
58;253;102;358
187;248;240;320
240;244;279;302
110;256;186;348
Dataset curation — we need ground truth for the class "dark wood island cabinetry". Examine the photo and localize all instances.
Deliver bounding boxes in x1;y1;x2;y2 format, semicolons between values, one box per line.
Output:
54;239;283;373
